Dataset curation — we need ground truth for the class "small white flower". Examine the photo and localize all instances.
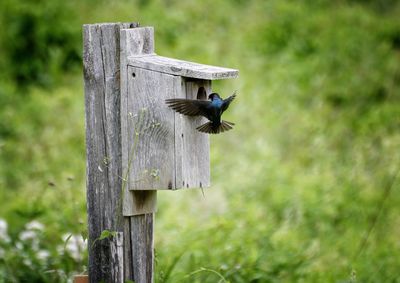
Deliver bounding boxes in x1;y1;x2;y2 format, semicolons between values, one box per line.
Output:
23;258;32;267
37;249;50;261
19;230;37;241
62;234;87;261
0;219;7;233
0;219;10;243
15;242;23;250
19;230;40;250
26;220;45;231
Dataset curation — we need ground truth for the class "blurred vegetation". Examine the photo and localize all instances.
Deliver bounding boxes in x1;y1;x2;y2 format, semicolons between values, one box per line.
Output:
0;0;400;282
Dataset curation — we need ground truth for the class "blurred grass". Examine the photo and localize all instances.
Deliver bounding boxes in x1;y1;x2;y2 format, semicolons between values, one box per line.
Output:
1;0;400;282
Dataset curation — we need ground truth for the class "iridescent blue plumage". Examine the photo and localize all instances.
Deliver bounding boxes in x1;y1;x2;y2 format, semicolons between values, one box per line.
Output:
165;92;236;134
211;97;223;107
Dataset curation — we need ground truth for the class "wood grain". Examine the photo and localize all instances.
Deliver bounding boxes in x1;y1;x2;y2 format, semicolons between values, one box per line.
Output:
130;214;154;283
110;232;124;283
123;71;211;192
120;28;158;217
126;66;179;190
83;22;131;283
179;79;211;189
119;26;157;283
84;22;156;283
121;27;155;194
128;55;239;80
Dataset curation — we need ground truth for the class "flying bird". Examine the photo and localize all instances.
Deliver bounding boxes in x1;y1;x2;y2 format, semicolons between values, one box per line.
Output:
165;91;236;134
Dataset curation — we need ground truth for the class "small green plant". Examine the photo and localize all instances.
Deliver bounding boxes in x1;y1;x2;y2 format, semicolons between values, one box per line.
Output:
90;230;117;250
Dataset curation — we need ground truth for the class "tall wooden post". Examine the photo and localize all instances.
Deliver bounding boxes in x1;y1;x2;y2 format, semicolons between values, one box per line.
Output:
83;22;140;283
84;23;159;283
84;22;238;283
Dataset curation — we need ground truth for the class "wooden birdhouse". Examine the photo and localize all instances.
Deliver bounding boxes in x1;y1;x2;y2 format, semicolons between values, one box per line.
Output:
84;23;238;283
120;27;238;215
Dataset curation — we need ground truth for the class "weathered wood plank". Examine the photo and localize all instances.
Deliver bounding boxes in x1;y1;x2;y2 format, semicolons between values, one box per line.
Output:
179;80;211;189
121;27;155;192
121;28;158;216
126;66;179;191
110;232;124;283
128;55;239;80
130;214;154;283
173;78;185;190
123;190;157;216
119;24;142;278
84;22;132;283
121;27;155;56
123;217;133;279
120;26;157;282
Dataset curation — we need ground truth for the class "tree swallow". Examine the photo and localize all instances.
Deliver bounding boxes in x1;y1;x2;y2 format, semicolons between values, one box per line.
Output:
166;91;236;134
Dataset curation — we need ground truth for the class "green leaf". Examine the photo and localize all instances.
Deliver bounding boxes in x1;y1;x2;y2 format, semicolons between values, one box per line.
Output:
91;230;117;250
99;229;117;240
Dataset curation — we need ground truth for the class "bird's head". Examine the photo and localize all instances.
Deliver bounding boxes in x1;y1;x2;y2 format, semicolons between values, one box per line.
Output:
208;93;221;101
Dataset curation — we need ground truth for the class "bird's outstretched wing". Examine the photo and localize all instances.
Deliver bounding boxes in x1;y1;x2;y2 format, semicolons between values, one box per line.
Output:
165;98;210;117
221;91;237;112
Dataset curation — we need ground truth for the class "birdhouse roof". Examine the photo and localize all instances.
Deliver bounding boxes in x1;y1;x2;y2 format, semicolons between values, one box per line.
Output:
127;54;239;80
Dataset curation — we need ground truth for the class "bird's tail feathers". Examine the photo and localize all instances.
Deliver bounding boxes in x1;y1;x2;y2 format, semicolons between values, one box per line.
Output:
196;120;235;134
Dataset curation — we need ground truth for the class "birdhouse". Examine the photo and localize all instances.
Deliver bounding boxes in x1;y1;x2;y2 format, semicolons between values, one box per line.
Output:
120;27;238;215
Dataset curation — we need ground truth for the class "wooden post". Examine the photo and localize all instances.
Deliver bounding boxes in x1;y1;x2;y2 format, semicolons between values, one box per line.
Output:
84;22;138;283
84;22;238;283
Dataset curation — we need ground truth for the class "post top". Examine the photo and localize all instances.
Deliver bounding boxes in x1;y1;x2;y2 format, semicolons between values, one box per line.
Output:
127;54;239;80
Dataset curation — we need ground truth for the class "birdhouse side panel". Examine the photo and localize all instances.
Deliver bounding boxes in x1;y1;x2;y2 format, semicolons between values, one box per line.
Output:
125;66;180;190
175;79;211;189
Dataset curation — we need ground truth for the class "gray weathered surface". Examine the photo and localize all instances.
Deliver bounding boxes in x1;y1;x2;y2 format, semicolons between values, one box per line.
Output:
121;30;215;195
126;66;179;190
123;189;157;216
110;232;124;283
121;28;158;216
123;217;133;279
85;22;156;283
84;22;131;283
121;27;155;191
119;26;157;283
130;214;154;283
177;79;211;189
128;55;239;80
122;68;212;193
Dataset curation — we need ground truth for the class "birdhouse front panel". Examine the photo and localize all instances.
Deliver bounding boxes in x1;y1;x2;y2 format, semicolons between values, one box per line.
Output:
124;66;211;190
126;66;177;190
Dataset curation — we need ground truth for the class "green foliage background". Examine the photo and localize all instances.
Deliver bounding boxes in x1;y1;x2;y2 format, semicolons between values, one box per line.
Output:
0;0;400;282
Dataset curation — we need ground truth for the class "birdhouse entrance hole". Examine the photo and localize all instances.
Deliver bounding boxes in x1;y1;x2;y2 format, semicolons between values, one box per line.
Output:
197;86;207;100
